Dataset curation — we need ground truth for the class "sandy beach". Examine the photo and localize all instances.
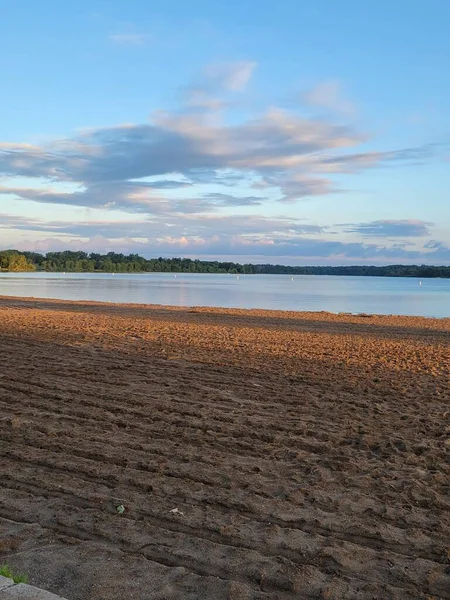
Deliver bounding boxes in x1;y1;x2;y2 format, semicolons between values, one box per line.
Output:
0;296;449;599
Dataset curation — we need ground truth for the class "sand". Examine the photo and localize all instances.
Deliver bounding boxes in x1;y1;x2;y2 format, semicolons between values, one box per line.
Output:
0;296;449;599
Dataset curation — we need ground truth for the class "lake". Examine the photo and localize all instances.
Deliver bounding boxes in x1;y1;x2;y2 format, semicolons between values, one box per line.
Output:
0;272;448;318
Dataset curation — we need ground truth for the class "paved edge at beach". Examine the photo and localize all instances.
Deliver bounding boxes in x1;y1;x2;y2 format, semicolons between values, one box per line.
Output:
0;575;68;599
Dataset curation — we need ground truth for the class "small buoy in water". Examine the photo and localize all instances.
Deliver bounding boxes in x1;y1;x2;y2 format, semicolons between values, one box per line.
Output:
419;280;422;286
291;277;294;281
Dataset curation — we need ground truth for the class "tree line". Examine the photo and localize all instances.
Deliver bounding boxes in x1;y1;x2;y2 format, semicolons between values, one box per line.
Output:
0;249;449;277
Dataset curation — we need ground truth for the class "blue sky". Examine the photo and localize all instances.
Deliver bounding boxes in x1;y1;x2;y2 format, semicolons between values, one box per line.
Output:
1;0;449;264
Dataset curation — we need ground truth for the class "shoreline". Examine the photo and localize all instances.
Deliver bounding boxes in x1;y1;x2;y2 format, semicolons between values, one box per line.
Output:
0;295;449;599
1;293;449;322
1;269;450;276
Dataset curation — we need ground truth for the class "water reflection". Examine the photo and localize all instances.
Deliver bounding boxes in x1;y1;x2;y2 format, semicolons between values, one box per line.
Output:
0;272;448;318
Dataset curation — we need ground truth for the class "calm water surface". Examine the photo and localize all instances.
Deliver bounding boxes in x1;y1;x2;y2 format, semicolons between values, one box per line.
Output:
0;272;449;318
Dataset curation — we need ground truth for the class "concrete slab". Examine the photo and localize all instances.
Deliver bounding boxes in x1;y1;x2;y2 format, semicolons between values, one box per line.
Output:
0;577;14;592
0;583;67;599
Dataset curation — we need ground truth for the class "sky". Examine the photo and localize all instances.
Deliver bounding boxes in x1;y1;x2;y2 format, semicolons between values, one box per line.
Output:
0;0;449;265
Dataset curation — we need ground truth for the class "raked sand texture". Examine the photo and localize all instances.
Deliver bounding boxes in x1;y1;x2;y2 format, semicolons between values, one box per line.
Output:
0;297;449;599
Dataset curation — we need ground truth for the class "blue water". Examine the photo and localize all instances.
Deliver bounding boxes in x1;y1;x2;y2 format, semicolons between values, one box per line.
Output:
0;272;448;318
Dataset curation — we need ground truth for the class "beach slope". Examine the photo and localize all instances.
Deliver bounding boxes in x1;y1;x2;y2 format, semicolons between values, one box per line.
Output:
0;297;449;599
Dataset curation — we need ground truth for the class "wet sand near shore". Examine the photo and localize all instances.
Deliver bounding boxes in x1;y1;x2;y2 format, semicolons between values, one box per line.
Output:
0;296;449;599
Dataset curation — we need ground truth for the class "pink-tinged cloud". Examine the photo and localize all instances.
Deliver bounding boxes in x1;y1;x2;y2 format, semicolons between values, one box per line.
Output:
301;80;356;116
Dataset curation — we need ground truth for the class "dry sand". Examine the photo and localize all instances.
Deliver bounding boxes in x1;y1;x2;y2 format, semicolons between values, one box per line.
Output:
0;296;449;599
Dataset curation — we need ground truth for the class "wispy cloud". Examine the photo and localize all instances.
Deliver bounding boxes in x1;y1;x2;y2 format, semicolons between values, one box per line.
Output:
109;32;150;46
340;219;434;238
301;80;356;117
202;61;257;92
183;61;257;110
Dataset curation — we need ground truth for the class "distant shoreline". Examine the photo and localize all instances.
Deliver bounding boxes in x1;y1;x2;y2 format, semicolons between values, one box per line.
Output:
1;269;449;279
1;250;449;278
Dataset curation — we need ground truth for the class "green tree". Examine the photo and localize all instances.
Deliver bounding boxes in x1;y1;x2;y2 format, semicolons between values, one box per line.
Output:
0;251;36;272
